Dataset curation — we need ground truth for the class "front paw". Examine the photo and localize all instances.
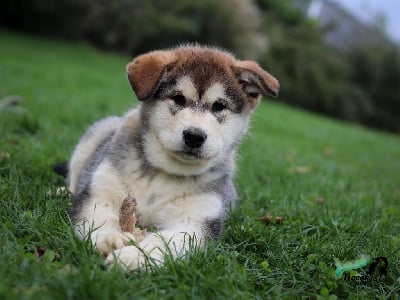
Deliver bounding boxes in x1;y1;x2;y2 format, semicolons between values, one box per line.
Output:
94;230;136;257
105;246;145;271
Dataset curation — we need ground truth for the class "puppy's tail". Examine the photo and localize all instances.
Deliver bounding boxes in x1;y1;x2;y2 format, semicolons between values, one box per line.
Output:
52;162;69;178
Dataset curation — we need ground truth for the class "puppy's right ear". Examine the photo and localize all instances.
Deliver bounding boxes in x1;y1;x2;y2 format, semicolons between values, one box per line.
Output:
127;51;177;101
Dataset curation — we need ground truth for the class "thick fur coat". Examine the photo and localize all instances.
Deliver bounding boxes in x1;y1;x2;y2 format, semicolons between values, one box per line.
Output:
68;45;279;270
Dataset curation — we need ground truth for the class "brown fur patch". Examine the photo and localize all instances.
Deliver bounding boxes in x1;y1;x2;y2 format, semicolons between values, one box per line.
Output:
126;46;279;108
234;60;280;97
127;51;177;100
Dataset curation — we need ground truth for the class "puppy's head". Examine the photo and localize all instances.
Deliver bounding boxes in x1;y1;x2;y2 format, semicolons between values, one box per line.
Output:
127;45;279;176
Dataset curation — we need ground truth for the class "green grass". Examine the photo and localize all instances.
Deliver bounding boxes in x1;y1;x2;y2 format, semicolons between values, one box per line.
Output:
1;31;399;299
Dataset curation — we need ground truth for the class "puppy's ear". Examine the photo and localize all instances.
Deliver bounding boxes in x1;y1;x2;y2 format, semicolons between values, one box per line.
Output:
127;51;177;101
234;60;279;106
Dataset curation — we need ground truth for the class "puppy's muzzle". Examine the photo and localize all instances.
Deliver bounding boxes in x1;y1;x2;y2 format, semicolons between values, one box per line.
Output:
183;128;207;148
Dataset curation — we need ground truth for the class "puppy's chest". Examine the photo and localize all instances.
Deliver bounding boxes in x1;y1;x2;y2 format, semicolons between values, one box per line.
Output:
121;171;203;227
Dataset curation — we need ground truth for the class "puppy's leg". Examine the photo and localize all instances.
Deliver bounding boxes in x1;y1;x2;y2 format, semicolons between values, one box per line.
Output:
73;161;136;256
104;224;207;270
77;202;137;257
105;194;223;270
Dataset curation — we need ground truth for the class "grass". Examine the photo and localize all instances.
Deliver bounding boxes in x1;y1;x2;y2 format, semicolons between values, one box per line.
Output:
1;31;399;299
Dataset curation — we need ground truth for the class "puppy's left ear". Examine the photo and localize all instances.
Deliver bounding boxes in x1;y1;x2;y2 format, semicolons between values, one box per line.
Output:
234;60;279;106
127;50;177;101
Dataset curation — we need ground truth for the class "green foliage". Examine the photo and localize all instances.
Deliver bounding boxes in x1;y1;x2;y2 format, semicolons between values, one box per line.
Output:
257;0;372;123
1;32;400;299
344;43;400;132
0;0;90;38
0;0;263;58
255;0;400;132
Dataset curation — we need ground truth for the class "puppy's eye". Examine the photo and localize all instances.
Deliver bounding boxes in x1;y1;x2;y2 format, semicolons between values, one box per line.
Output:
211;101;226;113
248;92;260;98
171;94;186;107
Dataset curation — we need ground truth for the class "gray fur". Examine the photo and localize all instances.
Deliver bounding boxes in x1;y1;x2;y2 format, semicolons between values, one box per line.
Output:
65;45;277;270
75;134;114;196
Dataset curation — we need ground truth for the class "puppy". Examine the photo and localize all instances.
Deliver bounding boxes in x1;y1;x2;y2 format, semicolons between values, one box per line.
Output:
68;45;279;270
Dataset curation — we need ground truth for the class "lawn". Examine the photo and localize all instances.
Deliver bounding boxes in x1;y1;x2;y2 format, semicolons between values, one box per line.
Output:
0;31;399;299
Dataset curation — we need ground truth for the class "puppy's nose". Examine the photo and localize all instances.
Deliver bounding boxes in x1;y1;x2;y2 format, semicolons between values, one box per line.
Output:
183;128;207;148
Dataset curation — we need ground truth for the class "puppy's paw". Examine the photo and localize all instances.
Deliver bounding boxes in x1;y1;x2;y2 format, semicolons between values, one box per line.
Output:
105;246;145;271
94;230;136;257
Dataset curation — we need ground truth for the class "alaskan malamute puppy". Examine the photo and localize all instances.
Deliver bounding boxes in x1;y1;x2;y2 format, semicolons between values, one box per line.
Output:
68;45;279;270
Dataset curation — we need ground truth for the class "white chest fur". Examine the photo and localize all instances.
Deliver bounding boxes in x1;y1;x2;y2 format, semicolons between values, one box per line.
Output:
90;160;223;231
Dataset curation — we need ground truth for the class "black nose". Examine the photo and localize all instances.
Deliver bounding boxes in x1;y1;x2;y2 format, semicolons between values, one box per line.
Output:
183;128;207;148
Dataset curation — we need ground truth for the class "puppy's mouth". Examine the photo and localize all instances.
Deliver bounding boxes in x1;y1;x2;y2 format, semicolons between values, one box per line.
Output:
181;150;202;160
170;149;209;163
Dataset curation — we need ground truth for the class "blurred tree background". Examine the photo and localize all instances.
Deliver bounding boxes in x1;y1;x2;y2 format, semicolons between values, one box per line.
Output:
1;0;399;133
